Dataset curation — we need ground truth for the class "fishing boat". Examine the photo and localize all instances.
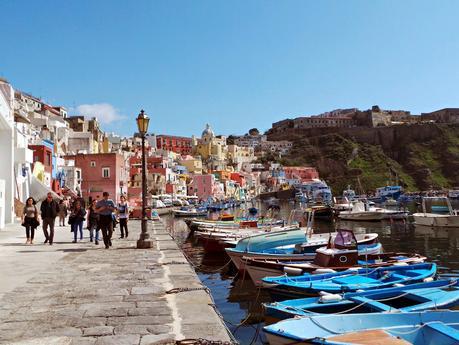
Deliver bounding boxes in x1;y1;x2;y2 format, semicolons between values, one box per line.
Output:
263;310;459;345
262;262;437;297
413;197;459;227
263;278;459;322
225;228;379;271
338;200;408;221
194;225;299;252
172;207;208;217
245;245;424;287
332;196;353;213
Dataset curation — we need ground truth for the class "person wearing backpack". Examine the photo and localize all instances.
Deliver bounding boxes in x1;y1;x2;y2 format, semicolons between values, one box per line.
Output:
22;197;40;244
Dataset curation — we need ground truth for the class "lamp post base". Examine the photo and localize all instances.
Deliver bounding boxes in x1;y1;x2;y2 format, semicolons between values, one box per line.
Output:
136;238;154;249
137;218;154;249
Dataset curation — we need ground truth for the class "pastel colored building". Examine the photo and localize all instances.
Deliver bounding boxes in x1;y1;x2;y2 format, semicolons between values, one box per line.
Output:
284;166;319;183
69;153;128;201
187;174;220;201
156;135;192;155
178;156;203;174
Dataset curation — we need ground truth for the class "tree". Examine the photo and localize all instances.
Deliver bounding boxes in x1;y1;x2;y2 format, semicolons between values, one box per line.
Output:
248;128;260;136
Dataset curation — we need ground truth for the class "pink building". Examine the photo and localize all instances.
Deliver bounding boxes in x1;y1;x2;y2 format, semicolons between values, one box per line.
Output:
68;153;128;201
284;166;319;182
187;174;218;201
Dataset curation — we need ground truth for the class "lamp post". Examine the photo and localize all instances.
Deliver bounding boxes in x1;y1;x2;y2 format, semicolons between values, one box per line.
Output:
136;110;153;249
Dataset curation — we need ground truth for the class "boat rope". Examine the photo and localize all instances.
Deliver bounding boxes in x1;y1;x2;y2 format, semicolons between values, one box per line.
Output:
166;287;210;294
386;321;449;336
175;338;237;345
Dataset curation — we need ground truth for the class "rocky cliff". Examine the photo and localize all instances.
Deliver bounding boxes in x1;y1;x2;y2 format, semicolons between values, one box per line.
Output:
272;124;459;193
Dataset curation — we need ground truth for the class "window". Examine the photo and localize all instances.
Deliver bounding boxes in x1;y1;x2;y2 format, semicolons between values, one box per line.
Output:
90;161;96;167
76;170;81;180
102;167;110;178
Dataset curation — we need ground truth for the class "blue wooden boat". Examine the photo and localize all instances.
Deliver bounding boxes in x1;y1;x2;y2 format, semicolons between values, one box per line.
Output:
263;310;459;345
262;263;437;298
263;278;459;321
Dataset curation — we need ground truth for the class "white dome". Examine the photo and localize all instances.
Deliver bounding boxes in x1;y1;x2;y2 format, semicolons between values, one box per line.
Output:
201;123;215;139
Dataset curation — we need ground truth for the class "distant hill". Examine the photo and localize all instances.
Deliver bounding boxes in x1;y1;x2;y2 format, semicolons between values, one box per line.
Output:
269;123;459;194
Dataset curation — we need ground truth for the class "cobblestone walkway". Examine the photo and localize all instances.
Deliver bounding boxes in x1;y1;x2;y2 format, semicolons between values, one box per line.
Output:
0;221;231;345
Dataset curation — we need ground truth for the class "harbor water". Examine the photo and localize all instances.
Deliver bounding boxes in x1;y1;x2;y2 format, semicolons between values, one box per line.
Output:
164;201;459;345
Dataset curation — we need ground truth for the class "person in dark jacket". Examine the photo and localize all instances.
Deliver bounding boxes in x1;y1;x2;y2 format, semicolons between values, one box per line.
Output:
87;199;100;245
40;192;59;245
70;200;86;243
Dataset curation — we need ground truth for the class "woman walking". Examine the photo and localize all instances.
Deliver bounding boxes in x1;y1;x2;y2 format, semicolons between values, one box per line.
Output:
22;197;39;244
117;195;129;239
58;199;67;226
87;199;100;245
70;200;86;243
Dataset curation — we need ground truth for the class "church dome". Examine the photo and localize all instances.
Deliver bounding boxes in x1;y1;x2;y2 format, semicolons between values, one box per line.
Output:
201;123;215;139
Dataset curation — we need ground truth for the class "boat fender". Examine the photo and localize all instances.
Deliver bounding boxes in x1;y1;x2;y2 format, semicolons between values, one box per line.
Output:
318;291;331;296
313;268;337;274
393;262;409;266
283;267;303;276
423;277;434;283
347;267;361;271
393;283;405;287
319;294;343;304
356;289;365;293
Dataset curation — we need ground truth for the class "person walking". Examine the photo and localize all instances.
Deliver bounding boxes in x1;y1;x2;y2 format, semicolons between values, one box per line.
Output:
117;195;129;239
87;199;100;245
58;199;67;226
40;192;59;245
95;192;116;249
70;200;86;243
22;197;39;244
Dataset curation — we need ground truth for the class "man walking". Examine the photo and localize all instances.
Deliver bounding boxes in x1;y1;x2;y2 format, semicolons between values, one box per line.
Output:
40;192;59;245
95;192;116;249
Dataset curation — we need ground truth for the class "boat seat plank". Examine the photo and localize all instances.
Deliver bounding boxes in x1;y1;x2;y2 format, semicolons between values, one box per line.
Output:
424;322;459;341
328;330;411;344
348;296;394;312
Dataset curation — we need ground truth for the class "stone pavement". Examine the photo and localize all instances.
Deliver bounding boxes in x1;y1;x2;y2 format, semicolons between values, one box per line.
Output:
0;220;233;345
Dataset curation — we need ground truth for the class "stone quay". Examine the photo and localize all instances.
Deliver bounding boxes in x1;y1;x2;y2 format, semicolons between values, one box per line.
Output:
0;220;233;345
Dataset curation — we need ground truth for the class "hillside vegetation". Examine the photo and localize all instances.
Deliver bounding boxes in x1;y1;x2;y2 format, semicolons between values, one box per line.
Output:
277;124;459;194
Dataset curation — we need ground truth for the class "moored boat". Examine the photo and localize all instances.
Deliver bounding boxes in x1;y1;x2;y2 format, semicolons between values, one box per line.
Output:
225;228;379;271
245;249;424;287
413;197;459;227
263;278;459;322
338;201;408;221
262;262;437;298
263;310;459;345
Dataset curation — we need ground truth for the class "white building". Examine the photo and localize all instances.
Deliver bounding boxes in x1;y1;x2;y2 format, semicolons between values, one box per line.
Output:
0;79;15;229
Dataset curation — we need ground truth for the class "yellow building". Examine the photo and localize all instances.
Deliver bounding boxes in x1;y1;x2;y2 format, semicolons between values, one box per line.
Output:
192;124;227;161
179;156;203;174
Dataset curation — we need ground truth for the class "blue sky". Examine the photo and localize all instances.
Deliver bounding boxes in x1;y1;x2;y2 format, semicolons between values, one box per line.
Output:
2;0;459;137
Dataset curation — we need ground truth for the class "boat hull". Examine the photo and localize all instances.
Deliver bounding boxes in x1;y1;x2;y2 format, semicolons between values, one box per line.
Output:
413;213;459;227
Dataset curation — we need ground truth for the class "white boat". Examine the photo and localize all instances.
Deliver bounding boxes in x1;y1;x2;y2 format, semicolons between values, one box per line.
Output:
332;196;352;213
413;197;459;227
172;207;207;217
338;201;407;221
449;189;459;199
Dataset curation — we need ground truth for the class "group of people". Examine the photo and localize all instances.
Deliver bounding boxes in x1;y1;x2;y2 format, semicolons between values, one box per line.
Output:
21;192;130;249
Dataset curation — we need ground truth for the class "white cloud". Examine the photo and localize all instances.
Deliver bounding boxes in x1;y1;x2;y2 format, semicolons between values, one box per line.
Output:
76;103;125;124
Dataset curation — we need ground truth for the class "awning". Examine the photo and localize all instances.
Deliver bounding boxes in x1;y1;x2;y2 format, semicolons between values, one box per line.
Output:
30;175;62;204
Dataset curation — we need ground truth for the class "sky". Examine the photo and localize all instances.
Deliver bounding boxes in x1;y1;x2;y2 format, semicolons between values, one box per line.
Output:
2;0;459;137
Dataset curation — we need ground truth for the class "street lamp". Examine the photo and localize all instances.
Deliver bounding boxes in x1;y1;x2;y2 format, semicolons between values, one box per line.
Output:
136;110;153;249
